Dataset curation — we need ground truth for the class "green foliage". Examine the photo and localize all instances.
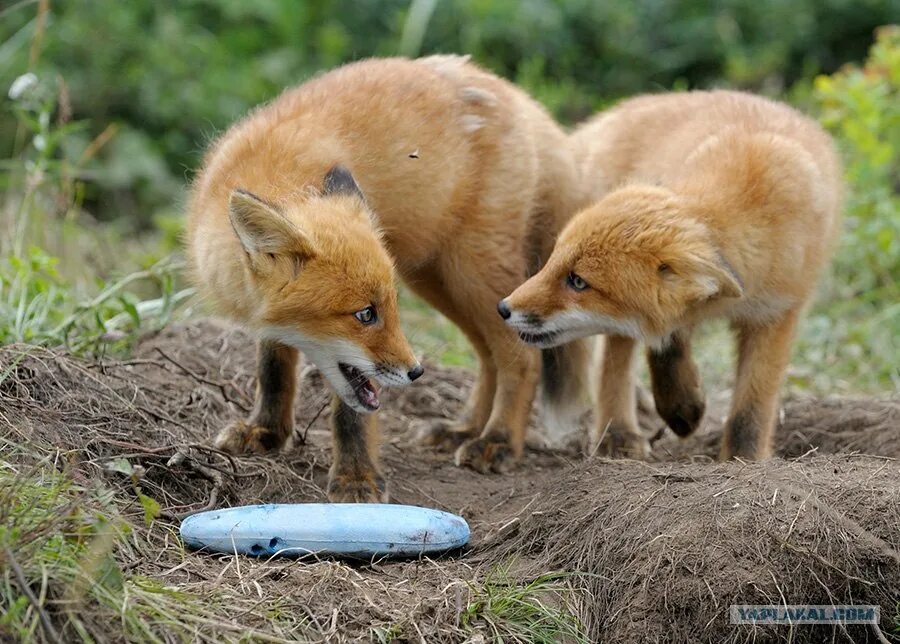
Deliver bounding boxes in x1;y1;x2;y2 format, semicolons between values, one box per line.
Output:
1;1;896;225
0;450;143;641
797;26;900;391
816;26;899;297
0;71;191;354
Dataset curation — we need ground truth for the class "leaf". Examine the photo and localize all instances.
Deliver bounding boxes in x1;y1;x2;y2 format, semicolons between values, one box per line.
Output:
137;492;161;526
118;293;141;327
105;457;133;476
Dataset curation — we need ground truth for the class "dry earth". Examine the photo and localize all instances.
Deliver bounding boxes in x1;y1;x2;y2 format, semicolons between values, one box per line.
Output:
1;319;898;642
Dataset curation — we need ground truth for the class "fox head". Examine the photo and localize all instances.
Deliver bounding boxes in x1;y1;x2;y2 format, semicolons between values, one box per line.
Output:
229;166;422;413
500;185;743;348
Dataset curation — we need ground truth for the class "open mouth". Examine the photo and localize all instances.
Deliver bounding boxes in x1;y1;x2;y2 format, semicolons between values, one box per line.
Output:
338;363;380;411
517;330;560;346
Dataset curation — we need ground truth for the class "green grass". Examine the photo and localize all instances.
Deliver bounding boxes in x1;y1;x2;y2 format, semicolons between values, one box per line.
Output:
460;563;587;644
0;441;317;643
398;287;476;369
1;68;191;356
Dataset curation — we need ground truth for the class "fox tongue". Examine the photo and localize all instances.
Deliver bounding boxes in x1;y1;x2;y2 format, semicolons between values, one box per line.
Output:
360;380;379;410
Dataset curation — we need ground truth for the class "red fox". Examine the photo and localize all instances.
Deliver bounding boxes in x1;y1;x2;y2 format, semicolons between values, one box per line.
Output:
187;56;589;501
499;91;842;460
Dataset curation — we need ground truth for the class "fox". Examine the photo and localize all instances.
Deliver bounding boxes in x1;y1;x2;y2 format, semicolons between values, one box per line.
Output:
186;56;590;501
499;90;842;460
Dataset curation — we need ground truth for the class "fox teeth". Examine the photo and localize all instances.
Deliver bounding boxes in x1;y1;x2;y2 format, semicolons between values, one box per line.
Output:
338;362;380;411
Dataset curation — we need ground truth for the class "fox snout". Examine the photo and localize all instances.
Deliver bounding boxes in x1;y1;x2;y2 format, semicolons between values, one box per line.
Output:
372;361;424;387
497;298;562;348
497;298;544;328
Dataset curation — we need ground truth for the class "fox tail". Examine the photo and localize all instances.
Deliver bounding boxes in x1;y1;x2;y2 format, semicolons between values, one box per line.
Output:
539;338;595;446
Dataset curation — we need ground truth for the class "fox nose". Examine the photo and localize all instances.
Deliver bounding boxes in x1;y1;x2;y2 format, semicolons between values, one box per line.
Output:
407;364;424;381
497;299;511;320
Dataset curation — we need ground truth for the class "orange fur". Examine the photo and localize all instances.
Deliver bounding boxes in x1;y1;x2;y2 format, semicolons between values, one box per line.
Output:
503;90;842;460
187;56;586;498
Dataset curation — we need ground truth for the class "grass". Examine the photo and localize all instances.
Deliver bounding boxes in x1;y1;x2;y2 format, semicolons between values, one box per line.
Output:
0;441;319;643
1;66;192;356
1;436;587;643
398;287;476;369
460;564;587;644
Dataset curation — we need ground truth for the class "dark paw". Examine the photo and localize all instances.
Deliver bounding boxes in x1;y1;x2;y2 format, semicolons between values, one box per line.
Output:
327;469;388;503
454;437;517;474
214;420;291;455
655;395;706;437
720;409;769;460
417;419;478;451
593;424;651;459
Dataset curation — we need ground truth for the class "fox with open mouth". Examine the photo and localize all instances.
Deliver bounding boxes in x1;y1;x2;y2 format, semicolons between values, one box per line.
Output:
187;55;590;500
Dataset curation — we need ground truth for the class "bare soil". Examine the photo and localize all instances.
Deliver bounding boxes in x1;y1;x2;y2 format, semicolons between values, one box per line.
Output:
2;319;898;642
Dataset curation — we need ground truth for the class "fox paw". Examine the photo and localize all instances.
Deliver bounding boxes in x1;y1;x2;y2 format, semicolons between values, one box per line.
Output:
593;425;651;460
655;394;706;437
417;419;478;451
455;437;518;474
327;469;388;503
214;420;290;455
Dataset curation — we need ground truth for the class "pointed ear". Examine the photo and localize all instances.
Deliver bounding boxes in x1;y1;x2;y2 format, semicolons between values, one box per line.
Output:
678;252;744;301
228;189;316;267
323;165;364;201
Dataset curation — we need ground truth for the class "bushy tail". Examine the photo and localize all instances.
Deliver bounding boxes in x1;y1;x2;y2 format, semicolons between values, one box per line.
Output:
539;337;595;446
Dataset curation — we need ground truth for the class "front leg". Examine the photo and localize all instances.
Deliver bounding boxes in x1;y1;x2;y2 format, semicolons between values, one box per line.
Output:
647;329;706;437
327;397;387;503
455;335;540;474
594;335;650;459
215;339;297;454
721;309;800;460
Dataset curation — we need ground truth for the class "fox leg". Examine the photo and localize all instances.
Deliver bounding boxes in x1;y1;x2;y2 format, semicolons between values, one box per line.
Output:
447;252;541;473
327;396;387;503
647;329;706;438
721;309;800;460
456;329;540;473
594;335;650;459
406;267;496;449
422;342;496;449
215;339;297;454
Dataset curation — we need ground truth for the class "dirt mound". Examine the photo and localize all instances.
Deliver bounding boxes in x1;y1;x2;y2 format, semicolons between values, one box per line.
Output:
1;320;898;642
481;458;900;643
652;394;900;462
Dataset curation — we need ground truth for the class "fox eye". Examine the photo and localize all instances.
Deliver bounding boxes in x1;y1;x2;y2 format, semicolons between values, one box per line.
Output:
354;305;377;325
658;263;671;274
567;272;589;292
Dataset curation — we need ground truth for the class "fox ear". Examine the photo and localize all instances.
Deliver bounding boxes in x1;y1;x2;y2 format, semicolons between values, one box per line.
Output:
323;165;364;201
675;252;744;301
228;190;316;271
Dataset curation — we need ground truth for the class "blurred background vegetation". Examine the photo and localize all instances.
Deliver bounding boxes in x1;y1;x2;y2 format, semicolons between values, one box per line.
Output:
0;0;898;392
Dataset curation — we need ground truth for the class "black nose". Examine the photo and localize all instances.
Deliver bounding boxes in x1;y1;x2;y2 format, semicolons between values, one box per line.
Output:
497;299;511;320
407;364;424;381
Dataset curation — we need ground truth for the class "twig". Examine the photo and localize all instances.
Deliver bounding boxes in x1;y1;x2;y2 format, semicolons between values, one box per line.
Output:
156;347;251;413
300;399;330;445
4;547;63;644
167;450;226;519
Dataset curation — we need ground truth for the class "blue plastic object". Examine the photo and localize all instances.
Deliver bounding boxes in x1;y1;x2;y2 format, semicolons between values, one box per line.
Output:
180;503;470;558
